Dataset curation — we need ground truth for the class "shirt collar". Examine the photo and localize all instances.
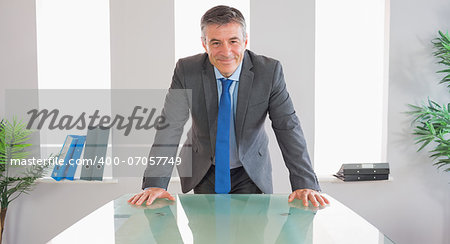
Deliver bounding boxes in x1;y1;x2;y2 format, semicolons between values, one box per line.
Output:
213;59;244;82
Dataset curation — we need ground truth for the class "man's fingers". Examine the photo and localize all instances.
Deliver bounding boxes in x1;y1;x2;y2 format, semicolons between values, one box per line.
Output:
128;194;138;203
322;195;330;204
160;191;176;201
301;193;309;207
136;192;150;205
130;193;143;204
146;192;160;206
288;192;296;202
147;191;176;205
315;194;326;206
288;190;309;206
289;189;330;207
128;188;177;206
308;194;319;207
164;192;175;201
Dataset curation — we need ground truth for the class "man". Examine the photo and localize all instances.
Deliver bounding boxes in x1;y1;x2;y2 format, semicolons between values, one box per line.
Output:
129;5;329;207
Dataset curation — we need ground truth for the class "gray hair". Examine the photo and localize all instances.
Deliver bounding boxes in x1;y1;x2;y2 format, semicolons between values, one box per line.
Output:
201;5;247;41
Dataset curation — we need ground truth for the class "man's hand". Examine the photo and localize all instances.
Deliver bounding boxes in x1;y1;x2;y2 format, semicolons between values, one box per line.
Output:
128;187;175;206
288;189;330;207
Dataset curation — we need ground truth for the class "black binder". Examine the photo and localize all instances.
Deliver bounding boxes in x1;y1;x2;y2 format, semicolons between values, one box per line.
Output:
334;173;389;181
337;163;389;175
334;163;390;182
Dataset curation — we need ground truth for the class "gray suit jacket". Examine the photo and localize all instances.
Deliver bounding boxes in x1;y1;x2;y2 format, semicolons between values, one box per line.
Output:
142;50;320;193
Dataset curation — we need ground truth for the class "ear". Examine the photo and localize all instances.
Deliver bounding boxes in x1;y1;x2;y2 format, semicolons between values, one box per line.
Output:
244;33;248;48
201;37;208;53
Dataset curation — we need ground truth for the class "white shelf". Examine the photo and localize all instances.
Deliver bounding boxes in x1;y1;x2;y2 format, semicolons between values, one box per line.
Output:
318;174;393;183
37;176;178;184
36;177;118;184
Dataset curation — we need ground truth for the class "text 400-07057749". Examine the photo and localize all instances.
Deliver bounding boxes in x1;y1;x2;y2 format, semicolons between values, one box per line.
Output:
7;156;182;167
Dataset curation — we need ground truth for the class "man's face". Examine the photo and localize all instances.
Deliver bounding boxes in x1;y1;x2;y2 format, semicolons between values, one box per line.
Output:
202;22;248;78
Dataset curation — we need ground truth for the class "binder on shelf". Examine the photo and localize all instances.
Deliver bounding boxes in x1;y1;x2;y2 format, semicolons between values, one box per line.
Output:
337;163;389;175
90;127;110;181
64;135;86;180
51;135;78;181
334;163;390;182
79;128;96;180
80;126;110;181
334;174;389;182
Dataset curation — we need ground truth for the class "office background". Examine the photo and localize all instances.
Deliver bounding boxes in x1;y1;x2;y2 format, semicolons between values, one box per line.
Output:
0;0;449;243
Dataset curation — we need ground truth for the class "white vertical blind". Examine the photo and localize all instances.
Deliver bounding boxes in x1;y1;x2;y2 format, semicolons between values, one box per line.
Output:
36;0;111;89
315;0;389;175
35;0;112;178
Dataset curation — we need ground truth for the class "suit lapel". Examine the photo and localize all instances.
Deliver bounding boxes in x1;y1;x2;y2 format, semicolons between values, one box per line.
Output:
235;51;254;147
201;59;218;152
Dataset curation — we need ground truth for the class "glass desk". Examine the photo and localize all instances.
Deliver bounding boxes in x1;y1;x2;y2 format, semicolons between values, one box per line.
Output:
49;194;394;244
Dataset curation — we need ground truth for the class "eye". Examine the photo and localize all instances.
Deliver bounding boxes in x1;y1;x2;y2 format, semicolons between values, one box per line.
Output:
231;40;239;44
211;42;220;47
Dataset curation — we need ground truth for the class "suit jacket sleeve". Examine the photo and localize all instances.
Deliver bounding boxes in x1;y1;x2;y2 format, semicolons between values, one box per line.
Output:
141;60;191;190
268;61;321;192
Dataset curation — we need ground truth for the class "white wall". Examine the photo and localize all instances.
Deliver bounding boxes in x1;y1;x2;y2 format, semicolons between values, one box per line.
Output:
1;0;449;244
0;0;39;103
387;0;449;242
320;0;450;244
0;0;39;119
250;0;316;193
110;0;174;89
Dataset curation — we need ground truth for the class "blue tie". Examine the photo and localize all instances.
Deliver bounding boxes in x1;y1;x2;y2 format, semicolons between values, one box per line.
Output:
215;78;233;194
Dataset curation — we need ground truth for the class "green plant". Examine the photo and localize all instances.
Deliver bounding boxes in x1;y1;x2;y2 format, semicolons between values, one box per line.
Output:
0;118;52;243
408;31;450;173
432;31;450;88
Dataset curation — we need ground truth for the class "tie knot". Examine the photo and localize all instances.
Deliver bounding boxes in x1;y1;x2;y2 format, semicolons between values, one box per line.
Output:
219;78;233;91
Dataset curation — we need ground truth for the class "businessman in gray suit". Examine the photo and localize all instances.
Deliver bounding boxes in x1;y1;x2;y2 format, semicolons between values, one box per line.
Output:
129;5;329;207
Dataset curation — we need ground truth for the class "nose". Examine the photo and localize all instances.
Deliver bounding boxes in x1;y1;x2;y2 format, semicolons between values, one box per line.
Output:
220;42;232;56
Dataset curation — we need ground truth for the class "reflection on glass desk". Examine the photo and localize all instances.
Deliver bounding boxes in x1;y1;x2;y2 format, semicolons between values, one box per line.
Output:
49;194;394;244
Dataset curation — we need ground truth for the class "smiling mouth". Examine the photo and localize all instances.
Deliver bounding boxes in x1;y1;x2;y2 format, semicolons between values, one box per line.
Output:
218;59;235;64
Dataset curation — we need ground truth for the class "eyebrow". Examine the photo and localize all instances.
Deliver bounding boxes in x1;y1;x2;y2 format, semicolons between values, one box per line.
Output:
209;39;221;43
209;37;240;43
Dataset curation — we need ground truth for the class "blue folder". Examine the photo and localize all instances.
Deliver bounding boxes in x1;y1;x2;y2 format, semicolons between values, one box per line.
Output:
64;135;86;180
51;135;78;181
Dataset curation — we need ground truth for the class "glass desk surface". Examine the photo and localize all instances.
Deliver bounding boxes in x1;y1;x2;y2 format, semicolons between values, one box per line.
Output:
49;194;395;244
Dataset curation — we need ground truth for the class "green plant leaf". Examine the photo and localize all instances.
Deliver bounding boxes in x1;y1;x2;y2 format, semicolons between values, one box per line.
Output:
408;32;450;173
0;118;52;209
